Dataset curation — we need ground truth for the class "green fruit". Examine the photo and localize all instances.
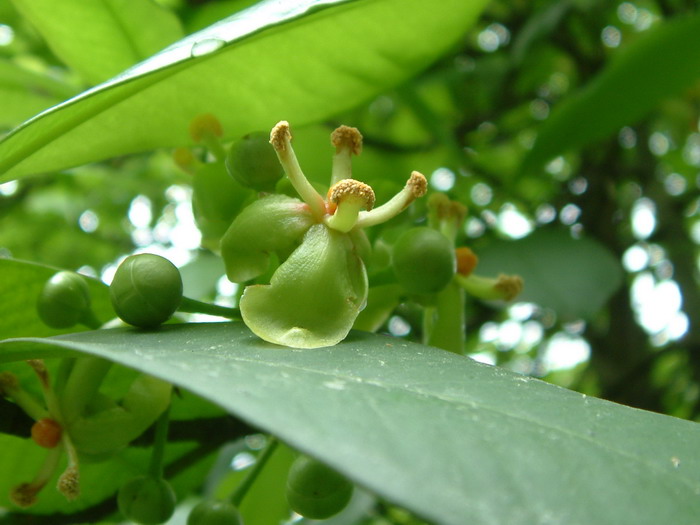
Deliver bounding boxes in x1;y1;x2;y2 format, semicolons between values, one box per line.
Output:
37;271;91;328
187;500;243;525
225;132;284;192
285;455;353;520
117;476;176;525
392;227;456;295
110;254;183;328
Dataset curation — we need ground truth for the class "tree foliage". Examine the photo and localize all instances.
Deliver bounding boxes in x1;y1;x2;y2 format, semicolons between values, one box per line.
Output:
1;1;699;524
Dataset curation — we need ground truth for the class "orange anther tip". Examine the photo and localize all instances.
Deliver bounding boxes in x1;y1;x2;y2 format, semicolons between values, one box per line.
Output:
31;418;62;449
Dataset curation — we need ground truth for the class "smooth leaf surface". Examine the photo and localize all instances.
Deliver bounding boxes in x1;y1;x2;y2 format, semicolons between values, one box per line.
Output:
475;229;623;320
0;0;488;180
521;12;700;173
0;258;113;340
2;323;699;525
0;59;78;128
9;0;184;85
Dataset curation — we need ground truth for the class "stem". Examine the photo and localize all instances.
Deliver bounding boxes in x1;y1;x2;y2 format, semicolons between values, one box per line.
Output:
427;281;466;354
178;297;241;319
79;308;102;330
202;133;227;162
148;401;172;478
230;436;278;507
60;357;112;424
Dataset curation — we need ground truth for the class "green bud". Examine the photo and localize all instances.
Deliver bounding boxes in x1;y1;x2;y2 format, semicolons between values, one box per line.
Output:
187;500;243;525
285;455;353;520
118;476;176;525
226;132;284;192
392;227;455;295
37;271;92;329
110;254;183;328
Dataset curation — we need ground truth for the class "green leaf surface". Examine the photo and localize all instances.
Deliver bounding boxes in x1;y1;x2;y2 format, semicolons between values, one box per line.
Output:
475;229;623;320
0;0;488;180
521;12;700;173
2;323;698;525
0;59;78;129
0;258;114;340
9;0;184;85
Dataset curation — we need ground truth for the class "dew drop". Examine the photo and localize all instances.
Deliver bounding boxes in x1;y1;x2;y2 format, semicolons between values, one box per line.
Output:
190;38;225;58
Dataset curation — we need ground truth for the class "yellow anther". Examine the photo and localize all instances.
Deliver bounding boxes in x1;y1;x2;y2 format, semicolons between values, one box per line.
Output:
325;179;376;232
270;120;292;152
57;465;80;501
495;274;524;301
328;179;375;210
188;113;223;142
331;125;363;155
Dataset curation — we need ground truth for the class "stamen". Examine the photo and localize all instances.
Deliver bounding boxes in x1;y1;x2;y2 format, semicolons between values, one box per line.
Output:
189;114;226;161
9;446;63;507
456;273;523;301
325;179;375;232
57;465;80;501
270;121;326;220
355;171;427;229
0;371;48;421
330;125;362;184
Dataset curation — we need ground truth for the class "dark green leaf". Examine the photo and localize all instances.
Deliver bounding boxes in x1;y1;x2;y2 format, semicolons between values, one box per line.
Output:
521;12;700;173
2;323;698;525
0;0;488;181
476;229;623;320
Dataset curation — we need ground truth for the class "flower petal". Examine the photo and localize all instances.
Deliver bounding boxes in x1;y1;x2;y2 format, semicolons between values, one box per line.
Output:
220;194;315;282
240;224;368;348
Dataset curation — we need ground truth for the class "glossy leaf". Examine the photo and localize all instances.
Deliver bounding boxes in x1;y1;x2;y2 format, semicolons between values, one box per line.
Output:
0;59;78;128
9;0;184;85
475;229;623;320
521;12;700;173
2;323;699;525
0;0;489;180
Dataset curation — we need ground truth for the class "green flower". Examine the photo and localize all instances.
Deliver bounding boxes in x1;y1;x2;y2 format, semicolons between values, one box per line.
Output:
221;121;427;348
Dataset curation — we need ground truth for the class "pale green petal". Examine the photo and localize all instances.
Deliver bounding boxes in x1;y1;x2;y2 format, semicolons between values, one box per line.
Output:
240;224;368;348
220;194;315;282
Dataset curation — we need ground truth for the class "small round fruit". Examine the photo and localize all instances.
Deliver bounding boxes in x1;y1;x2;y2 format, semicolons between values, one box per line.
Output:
37;271;91;329
110;254;183;328
392;227;456;295
187;500;243;525
285;455;353;520
225;132;284;192
117;476;176;525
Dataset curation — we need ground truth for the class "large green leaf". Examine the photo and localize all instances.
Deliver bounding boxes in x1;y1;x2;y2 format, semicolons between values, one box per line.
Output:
475;229;623;321
0;59;78;129
0;0;488;181
521;12;700;173
9;0;184;85
2;323;698;525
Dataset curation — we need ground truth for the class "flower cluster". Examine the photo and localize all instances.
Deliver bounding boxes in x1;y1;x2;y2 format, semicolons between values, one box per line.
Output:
221;121;427;348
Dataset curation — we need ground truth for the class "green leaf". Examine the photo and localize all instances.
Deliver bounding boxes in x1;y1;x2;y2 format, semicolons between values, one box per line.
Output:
521;12;700;173
0;258;114;340
2;323;699;525
0;0;488;180
0;59;78;129
9;0;184;85
475;229;623;321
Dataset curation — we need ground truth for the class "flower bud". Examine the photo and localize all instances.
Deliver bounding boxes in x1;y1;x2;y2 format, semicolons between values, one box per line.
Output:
110;254;183;328
285;455;353;520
